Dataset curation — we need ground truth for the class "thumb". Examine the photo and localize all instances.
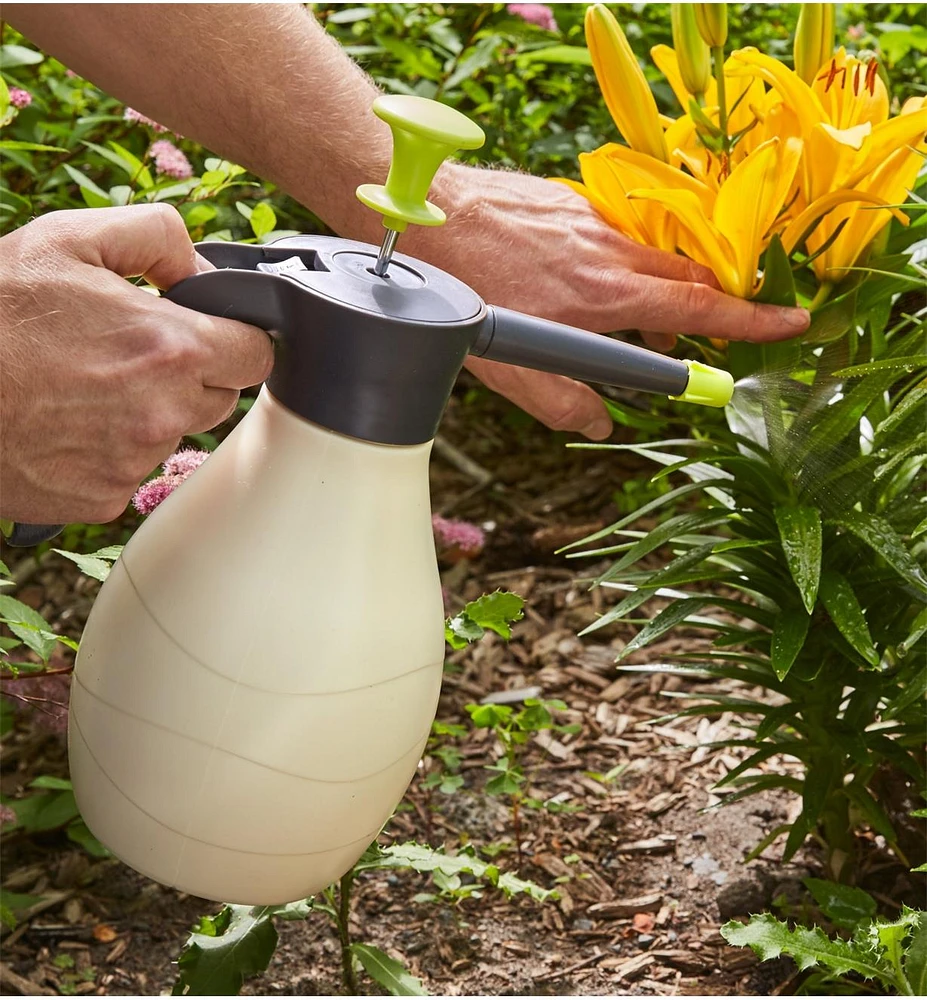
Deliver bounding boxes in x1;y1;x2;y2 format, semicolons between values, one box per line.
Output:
54;204;202;289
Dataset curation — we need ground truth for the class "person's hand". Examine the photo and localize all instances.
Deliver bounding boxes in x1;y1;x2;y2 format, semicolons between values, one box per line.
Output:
416;166;810;440
0;205;274;524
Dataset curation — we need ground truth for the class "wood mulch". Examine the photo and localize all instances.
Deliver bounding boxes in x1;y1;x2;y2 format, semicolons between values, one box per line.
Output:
1;376;914;997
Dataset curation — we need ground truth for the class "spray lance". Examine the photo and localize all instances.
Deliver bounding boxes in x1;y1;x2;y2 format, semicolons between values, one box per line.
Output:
59;97;732;905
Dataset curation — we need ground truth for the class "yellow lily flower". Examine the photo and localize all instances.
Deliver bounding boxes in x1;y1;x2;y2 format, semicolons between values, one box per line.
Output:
559;143;713;252
629;137;803;298
813;48;888;129
585;3;668;162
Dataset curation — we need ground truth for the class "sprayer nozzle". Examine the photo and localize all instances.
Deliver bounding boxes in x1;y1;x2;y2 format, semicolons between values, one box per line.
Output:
670;360;734;408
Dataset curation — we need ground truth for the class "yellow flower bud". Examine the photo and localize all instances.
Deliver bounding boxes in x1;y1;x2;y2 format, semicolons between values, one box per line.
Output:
693;3;728;49
671;3;712;99
794;3;836;85
585;4;668;162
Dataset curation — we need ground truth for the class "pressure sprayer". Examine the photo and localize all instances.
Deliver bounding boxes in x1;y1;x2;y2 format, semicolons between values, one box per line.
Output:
54;97;733;905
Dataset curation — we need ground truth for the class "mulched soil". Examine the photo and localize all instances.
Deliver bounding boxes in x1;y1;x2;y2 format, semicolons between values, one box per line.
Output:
1;375;918;997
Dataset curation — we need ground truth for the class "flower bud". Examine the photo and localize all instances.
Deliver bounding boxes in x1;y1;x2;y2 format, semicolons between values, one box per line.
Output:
585;3;668;161
671;3;712;98
693;3;728;49
794;3;835;85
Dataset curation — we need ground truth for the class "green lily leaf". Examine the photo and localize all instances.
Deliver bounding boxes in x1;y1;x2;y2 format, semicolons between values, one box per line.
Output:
803;878;876;931
819;570;880;666
775;506;822;613
771;608;810;680
618;598;707;661
831;511;927;598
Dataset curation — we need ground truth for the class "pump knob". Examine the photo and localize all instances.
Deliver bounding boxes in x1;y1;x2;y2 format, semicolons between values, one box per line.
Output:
356;95;484;235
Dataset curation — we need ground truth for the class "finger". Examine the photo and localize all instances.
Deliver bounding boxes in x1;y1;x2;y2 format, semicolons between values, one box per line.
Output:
641;331;678;352
186;387;241;434
614;273;810;341
618;237;721;289
157;298;275;390
465;356;612;440
53;204;200;289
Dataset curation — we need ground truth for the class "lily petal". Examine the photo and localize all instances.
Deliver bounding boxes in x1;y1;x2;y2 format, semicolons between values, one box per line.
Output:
631;187;742;295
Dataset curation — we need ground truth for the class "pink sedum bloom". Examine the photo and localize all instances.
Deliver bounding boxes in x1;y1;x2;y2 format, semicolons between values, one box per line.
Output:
0;802;16;826
123;106;169;132
506;3;558;31
432;515;486;559
162;449;210;477
149;139;193;180
132;449;210;515
8;87;32;108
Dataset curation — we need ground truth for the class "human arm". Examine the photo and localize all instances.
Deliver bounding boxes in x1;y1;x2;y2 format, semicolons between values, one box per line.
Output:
5;4;809;439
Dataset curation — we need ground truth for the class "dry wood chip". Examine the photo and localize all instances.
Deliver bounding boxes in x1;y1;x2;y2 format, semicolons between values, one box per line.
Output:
613;835;677;854
0;962;56;996
533;730;570;760
599;677;632;703
564;666;611;690
501;941;532;956
645;791;686;817
480;685;542;705
599;952;656;980
587;892;663;918
652;950;712;974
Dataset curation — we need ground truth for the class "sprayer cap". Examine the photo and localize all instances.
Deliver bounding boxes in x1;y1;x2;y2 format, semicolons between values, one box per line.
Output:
671;359;734;408
356;95;485;233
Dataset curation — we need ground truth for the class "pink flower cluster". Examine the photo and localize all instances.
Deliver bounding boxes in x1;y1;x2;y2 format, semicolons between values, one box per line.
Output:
432;515;485;559
123;106;169;132
8;87;32;109
132;449;209;515
506;3;558;31
148;139;193;180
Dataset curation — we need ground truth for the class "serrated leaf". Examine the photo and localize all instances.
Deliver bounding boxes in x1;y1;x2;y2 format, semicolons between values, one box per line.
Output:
804;878;877;931
771;608;810;680
831;512;927;598
460;591;524;641
351;943;426;996
52;549;113;582
819;570;879;666
775;506;822;613
904;911;927;996
618;599;706;661
0;595;56;662
172;904;278;996
721;914;891;982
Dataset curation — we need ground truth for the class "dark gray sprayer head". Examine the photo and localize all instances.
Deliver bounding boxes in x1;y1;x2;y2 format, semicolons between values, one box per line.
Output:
166;234;730;446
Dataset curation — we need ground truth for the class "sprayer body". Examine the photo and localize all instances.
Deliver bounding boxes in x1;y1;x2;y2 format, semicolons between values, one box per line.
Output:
69;388;445;904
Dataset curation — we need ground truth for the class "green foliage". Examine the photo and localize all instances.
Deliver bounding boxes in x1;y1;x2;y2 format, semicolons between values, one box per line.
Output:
350;943;427;996
571;297;927;876
1;777;109;857
172;901;311;996
445;590;524;649
721;905;926;996
51;545;122;583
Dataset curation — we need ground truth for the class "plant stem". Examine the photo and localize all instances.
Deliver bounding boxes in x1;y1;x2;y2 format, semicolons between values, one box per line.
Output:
335;872;357;995
809;282;834;311
712;45;729;158
512;795;523;868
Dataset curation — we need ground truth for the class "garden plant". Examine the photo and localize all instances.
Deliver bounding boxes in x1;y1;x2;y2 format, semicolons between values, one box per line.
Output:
1;2;925;996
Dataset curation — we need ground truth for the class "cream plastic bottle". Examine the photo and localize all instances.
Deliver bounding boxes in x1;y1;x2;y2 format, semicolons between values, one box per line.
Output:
70;387;445;904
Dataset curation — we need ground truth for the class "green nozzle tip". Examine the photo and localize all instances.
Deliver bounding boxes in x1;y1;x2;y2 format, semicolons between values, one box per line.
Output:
670;359;734;408
356;95;485;232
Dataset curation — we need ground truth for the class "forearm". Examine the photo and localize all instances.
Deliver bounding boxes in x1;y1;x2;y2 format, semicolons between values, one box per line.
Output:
5;3;398;242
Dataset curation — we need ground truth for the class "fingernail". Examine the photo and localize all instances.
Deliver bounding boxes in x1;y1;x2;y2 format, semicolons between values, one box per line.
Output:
782;307;810;329
582;418;612;441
